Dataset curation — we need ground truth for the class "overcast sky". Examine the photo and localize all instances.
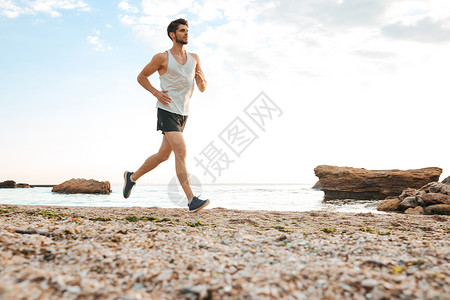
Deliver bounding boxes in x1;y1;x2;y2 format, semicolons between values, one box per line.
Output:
1;0;449;185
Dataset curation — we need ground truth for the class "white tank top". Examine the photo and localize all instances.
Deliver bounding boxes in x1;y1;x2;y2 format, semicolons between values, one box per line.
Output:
156;50;195;115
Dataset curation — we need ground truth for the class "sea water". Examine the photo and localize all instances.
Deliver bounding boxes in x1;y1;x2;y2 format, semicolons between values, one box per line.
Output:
0;184;382;213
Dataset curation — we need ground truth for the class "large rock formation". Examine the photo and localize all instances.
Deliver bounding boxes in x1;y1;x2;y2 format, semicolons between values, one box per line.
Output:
378;179;450;215
52;179;111;194
314;165;442;200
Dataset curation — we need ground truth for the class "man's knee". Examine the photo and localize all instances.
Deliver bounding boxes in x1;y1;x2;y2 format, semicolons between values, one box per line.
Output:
173;148;186;161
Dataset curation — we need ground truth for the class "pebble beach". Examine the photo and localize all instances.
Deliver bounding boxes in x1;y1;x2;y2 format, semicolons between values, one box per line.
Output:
0;204;449;299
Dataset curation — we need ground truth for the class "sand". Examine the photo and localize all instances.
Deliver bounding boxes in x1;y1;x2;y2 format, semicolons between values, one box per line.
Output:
0;204;449;299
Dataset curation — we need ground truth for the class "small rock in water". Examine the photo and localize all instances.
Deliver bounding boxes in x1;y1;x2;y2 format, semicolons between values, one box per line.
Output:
52;178;111;194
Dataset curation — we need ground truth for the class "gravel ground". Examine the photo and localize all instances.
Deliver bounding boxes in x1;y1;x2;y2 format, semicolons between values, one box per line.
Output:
0;204;449;300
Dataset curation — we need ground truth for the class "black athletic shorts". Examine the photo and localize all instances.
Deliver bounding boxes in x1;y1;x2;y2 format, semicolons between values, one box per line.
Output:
157;108;188;134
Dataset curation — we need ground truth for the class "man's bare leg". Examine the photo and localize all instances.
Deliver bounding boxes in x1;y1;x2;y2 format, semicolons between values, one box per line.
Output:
131;135;172;182
164;131;194;201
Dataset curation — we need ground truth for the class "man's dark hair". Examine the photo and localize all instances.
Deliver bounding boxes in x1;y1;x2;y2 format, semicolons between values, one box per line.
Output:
167;18;188;40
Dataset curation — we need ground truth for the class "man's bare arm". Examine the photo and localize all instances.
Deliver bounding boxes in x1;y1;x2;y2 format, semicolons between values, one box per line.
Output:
137;53;172;105
191;53;207;92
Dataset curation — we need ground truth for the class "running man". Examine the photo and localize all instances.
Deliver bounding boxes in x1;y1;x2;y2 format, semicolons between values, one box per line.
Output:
123;18;210;213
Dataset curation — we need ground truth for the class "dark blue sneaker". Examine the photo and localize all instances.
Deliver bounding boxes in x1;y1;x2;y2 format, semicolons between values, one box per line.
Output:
123;171;135;199
188;196;210;213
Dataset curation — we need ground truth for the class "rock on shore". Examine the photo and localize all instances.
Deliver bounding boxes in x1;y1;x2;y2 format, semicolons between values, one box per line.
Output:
52;179;111;195
314;165;442;200
378;178;450;215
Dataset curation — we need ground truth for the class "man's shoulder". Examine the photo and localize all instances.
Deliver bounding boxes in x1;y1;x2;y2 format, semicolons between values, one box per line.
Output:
189;52;199;59
153;51;168;62
189;52;201;64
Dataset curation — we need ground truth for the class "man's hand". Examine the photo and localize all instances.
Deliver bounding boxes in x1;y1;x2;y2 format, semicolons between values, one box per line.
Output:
195;68;205;82
154;90;172;105
191;53;207;92
137;52;171;102
194;67;207;92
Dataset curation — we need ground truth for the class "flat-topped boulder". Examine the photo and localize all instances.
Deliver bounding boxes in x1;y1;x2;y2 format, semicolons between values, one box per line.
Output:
52;179;111;195
314;165;442;200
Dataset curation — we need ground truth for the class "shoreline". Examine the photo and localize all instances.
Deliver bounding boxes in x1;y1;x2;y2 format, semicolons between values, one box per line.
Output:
2;183;315;188
1;204;449;299
30;185;56;188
